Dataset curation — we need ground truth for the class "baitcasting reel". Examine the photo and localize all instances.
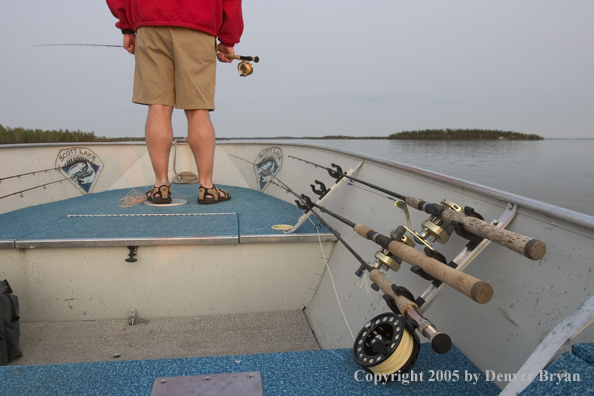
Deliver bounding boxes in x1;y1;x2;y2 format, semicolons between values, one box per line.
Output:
353;312;421;381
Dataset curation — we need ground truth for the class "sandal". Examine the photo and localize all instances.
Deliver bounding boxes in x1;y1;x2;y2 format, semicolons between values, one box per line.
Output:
145;185;172;204
198;185;231;205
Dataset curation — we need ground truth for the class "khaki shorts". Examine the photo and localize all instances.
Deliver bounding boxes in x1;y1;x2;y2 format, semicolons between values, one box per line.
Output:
133;27;217;110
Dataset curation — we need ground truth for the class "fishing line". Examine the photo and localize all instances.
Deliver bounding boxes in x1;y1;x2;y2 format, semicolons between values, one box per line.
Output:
307;216;355;342
224;76;243;141
347;183;395;202
171;61;245;184
367;326;414;375
229;152;357;341
33;44;123;48
129;53;133;140
172;139;200;184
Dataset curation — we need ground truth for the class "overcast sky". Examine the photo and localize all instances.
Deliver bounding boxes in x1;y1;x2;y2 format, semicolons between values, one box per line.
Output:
1;1;592;139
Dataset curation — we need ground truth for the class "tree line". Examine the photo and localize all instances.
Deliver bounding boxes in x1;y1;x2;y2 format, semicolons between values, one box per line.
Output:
388;129;543;140
0;125;145;144
1;125;544;143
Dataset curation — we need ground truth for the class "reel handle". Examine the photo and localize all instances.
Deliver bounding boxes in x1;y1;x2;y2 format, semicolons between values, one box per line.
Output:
222;54;260;63
356;225;493;304
406;197;546;260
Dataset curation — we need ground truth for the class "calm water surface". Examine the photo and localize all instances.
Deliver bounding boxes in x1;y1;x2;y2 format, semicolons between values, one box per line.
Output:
277;139;594;217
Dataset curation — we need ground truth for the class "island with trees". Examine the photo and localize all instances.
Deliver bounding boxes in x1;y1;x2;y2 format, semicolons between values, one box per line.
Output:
1;124;543;144
387;129;543;140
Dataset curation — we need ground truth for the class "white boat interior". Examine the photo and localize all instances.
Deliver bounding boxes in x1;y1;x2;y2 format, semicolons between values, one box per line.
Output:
0;141;593;395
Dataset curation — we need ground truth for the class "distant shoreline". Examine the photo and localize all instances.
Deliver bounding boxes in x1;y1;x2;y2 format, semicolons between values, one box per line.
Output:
0;125;548;143
222;129;546;141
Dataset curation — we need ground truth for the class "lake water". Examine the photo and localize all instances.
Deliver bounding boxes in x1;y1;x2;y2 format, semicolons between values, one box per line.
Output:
274;139;594;217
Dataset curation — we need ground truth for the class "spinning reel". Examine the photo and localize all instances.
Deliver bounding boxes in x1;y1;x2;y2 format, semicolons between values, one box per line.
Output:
369;226;415;273
222;54;260;77
407;199;463;247
368;199;463;274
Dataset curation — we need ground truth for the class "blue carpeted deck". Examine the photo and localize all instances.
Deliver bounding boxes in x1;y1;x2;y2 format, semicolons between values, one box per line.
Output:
519;344;594;395
573;343;594;367
0;345;500;396
0;185;329;247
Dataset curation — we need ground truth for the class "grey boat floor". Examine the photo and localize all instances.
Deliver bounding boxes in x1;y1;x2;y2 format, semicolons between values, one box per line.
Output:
9;310;319;366
0;184;331;248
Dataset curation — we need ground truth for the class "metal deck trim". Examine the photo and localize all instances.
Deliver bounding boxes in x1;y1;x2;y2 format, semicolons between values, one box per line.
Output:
13;236;239;249
0;240;15;249
239;233;336;244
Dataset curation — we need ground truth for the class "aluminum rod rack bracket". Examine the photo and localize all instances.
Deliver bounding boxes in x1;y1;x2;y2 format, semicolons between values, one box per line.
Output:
418;203;518;313
284;159;364;234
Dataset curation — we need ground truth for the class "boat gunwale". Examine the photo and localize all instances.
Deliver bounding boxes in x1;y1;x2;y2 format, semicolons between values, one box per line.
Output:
221;140;594;230
2;140;593;230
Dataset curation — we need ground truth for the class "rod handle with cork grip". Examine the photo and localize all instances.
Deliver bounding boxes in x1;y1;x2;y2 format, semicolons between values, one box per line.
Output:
354;224;494;304
222;54;260;63
405;197;546;260
369;269;452;354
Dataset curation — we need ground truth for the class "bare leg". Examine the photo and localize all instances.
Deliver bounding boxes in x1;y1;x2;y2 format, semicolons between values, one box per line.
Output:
145;104;174;186
185;109;223;197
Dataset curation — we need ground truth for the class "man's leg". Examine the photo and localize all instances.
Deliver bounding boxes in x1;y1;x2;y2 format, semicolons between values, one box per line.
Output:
185;109;225;197
146;104;174;186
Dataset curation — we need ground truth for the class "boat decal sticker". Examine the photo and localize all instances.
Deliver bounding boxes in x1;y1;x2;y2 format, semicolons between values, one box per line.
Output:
55;147;104;194
254;147;282;191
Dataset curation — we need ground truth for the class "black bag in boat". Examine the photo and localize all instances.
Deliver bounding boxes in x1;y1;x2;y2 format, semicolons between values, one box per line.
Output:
0;279;22;365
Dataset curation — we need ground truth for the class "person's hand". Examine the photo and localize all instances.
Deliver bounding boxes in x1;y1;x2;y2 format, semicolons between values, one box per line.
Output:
124;33;136;54
216;43;234;63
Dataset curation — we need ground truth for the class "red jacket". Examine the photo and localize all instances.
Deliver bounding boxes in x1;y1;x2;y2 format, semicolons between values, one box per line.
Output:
106;0;243;47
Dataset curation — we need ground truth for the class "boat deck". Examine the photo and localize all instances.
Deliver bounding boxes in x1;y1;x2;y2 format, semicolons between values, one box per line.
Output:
1;342;501;396
0;184;332;248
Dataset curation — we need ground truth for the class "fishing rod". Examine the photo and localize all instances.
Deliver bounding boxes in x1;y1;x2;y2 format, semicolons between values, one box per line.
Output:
288;155;546;261
34;44;123;48
269;179;452;356
232;152;451;375
228;153;491;304
35;44;260;77
222;54;260;63
290;192;493;304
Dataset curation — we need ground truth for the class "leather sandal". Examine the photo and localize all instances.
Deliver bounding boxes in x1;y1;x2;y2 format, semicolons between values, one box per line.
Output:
146;185;172;204
198;185;231;205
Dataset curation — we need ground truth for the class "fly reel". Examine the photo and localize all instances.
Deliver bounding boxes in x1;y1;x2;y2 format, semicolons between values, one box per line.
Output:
406;199;463;248
353;312;421;380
